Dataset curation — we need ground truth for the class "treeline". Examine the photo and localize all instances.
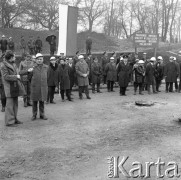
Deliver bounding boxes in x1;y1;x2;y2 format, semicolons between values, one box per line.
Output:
0;0;180;42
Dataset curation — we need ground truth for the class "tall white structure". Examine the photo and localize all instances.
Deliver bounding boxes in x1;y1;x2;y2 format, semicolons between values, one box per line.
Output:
57;4;78;56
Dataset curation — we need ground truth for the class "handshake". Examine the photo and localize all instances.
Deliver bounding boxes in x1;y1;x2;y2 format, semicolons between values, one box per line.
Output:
28;68;34;72
82;73;88;77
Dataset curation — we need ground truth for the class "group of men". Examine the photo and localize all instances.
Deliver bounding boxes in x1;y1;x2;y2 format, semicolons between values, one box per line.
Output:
0;48;181;127
0;35;15;53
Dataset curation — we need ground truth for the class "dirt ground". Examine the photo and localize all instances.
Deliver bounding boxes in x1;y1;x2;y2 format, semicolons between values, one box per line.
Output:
0;84;181;180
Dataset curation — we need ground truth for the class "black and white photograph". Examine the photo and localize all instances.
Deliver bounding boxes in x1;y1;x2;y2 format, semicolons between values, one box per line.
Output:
0;0;181;179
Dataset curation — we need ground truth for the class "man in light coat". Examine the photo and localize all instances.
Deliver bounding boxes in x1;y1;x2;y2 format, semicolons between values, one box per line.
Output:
1;50;25;126
29;53;48;120
75;55;91;100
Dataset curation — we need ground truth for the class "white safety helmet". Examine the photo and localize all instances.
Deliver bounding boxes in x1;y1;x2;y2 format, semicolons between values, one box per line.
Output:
150;57;156;62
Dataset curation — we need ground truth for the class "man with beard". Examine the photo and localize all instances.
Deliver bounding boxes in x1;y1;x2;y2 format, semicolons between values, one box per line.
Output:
1;50;25;126
117;55;131;96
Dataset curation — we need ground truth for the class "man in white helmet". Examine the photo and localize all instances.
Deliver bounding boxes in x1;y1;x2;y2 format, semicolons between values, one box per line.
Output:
164;56;179;93
28;53;48;120
155;56;164;92
75;55;91;100
145;57;157;94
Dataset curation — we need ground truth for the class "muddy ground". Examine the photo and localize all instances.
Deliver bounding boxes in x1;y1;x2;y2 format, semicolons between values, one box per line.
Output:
0;85;181;180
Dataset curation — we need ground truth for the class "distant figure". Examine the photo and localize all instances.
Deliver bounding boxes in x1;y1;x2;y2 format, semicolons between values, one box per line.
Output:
49;36;56;56
8;37;15;52
86;36;92;55
35;36;43;54
0;35;8;54
27;36;35;55
20;36;26;54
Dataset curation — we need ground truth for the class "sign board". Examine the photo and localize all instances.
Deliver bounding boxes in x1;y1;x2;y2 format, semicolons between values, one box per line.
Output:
133;33;159;48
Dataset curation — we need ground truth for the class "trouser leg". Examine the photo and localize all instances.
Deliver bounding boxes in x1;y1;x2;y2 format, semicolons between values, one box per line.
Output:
103;75;107;84
39;101;44;117
61;90;65;100
107;81;111;91
175;81;178;91
79;86;83;98
169;82;173;92
13;97;18;120
111;81;114;91
147;84;151;94
1;98;6;107
123;87;127;95
97;83;100;92
47;86;51;102
32;101;38;117
152;79;156;92
84;86;90;98
92;83;95;92
66;89;71;100
5;97;16;125
139;83;143;94
50;86;55;102
134;82;138;92
166;82;169;92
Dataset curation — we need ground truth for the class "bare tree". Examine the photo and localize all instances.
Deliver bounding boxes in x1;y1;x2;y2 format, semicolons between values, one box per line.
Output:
80;0;106;33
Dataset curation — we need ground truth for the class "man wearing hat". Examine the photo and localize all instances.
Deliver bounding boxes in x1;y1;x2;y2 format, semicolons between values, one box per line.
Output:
27;36;35;55
75;55;91;99
0;35;8;54
133;60;145;95
8;37;15;52
19;52;34;107
155;56;164;92
164;56;179;93
105;57;117;92
173;57;180;92
35;36;43;54
47;56;59;103
101;51;109;84
117;54;131;95
145;57;157;94
29;53;48;120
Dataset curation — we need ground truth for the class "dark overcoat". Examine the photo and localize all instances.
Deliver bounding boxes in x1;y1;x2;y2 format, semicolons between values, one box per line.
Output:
101;56;109;75
47;63;59;87
133;64;145;83
164;62;179;82
145;62;156;85
155;62;164;81
1;61;25;98
68;64;75;88
30;64;48;101
117;62;131;87
91;62;102;84
105;62;117;82
75;61;89;86
0;39;8;51
58;64;70;90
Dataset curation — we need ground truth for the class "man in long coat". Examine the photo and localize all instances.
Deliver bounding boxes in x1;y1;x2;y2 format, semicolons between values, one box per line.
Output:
105;57;117;92
101;51;109;84
75;55;91;100
1;50;25;126
164;56;180;93
58;58;72;101
47;56;59;104
86;36;92;55
145;57;157;94
68;57;75;93
91;57;102;93
85;53;93;85
155;56;164;92
117;55;131;96
29;53;48;120
19;53;34;107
